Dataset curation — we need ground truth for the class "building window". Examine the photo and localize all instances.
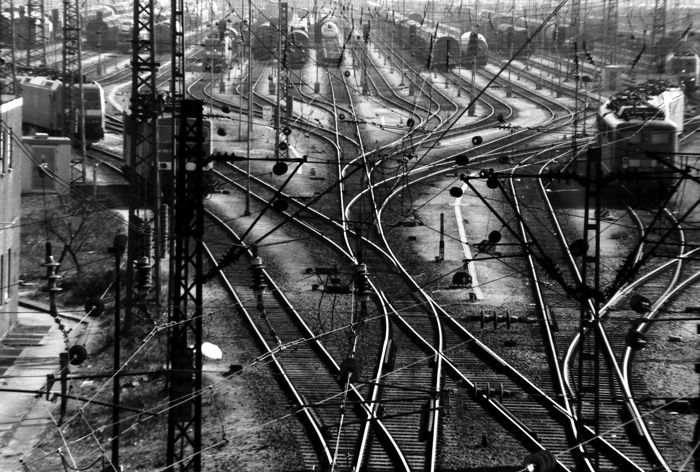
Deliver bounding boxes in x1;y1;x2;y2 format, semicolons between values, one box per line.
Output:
7;127;12;170
6;249;10;301
0;254;4;304
0;127;6;174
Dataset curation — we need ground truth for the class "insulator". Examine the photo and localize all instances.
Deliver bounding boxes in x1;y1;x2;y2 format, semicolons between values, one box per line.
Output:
134;257;152;295
250;256;266;295
625;329;647;350
354;263;371;303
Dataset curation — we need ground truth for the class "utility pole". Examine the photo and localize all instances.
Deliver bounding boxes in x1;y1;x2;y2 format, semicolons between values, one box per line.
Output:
62;0;87;184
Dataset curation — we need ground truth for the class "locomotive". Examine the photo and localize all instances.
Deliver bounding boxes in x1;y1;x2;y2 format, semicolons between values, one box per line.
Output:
597;81;684;186
318;21;343;66
17;75;106;143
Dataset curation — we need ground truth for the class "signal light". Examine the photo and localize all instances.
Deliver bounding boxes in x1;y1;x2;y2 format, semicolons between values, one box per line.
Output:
630;294;651;314
568;239;588;257
68;344;88;366
522;450;556;472
625;330;647;350
449;187;463;197
272;161;288;175
455;154;469;165
471;136;483;145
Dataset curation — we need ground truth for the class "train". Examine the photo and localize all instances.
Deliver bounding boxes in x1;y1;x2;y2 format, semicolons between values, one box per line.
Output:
380;13;459;71
318;20;343;66
202;34;232;72
16;75;106;143
596;81;684;185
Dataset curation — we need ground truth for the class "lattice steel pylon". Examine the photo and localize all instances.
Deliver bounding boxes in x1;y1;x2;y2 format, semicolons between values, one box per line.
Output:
62;0;87;183
575;147;603;471
604;0;618;65
25;0;47;68
166;99;204;472
123;0;160;330
0;0;17;99
651;0;666;74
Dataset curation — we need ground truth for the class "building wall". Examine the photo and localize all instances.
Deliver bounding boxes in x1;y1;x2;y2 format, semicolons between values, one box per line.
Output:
0;97;23;338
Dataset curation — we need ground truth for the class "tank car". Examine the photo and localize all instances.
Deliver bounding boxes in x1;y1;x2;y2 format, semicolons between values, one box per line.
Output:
460;31;488;68
17;75;105;143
